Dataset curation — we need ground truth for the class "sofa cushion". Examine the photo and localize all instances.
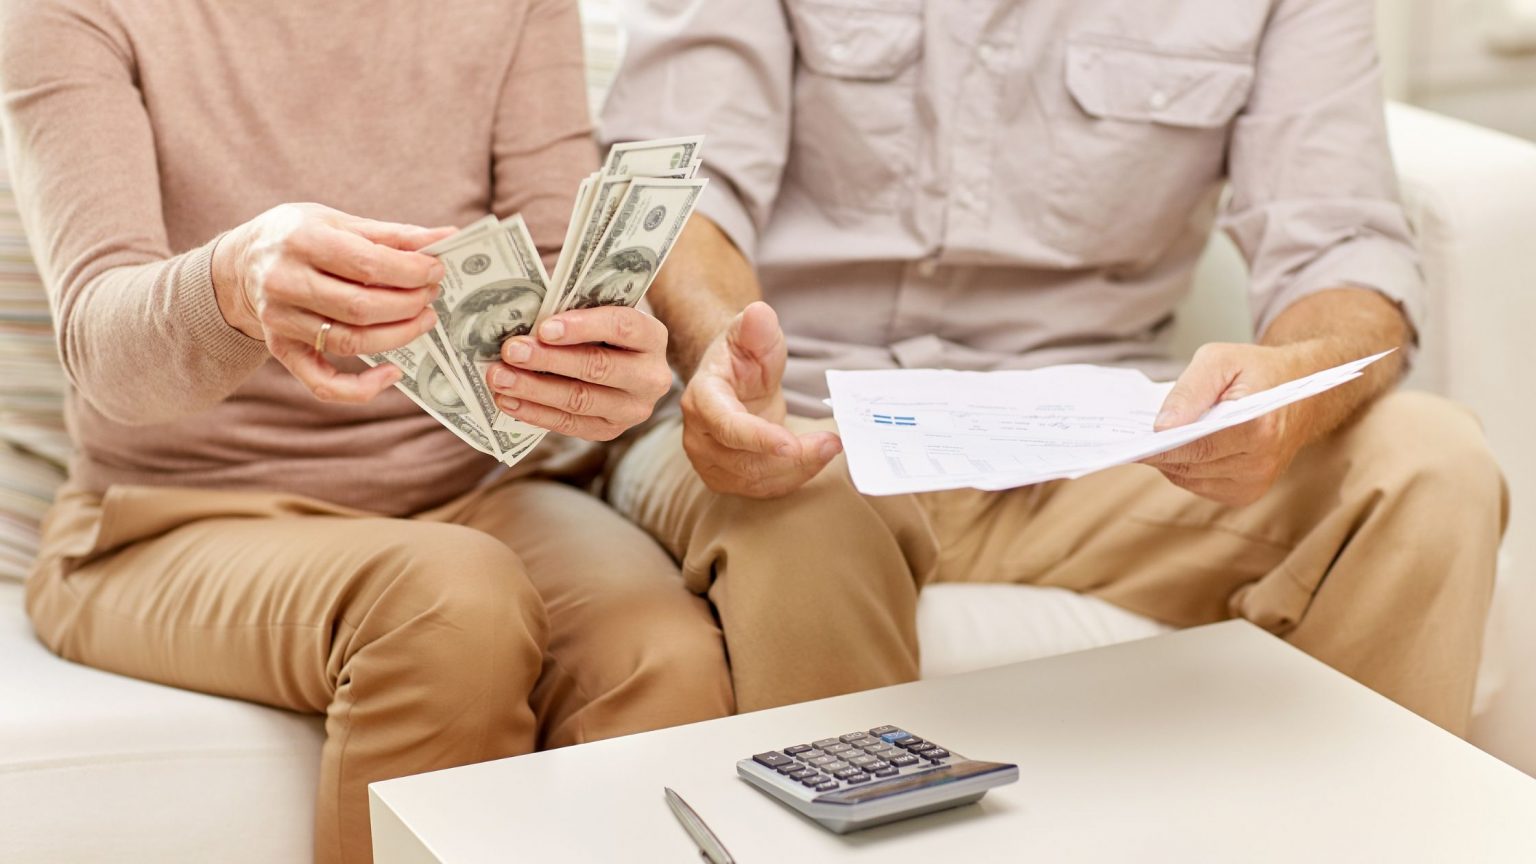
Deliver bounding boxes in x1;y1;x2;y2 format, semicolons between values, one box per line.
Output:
0;581;325;863
917;583;1174;678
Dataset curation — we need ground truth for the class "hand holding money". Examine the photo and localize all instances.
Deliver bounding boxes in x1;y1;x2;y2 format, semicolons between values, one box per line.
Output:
362;136;709;467
488;306;670;441
212;202;453;404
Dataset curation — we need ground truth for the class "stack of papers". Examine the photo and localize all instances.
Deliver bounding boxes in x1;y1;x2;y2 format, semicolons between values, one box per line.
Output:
826;352;1391;496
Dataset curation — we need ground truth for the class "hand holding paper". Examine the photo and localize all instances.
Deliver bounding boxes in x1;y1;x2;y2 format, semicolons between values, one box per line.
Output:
825;351;1393;497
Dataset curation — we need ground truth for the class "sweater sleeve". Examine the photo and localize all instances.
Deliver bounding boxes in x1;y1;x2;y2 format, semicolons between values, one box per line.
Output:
0;0;269;427
490;0;601;263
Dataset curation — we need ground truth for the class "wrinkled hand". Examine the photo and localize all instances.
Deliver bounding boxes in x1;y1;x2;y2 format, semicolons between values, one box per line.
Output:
1142;342;1317;507
213;202;453;403
488;305;671;442
680;301;841;498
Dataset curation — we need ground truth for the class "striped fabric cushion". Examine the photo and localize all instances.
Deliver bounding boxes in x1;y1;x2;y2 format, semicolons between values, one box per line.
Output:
0;159;68;582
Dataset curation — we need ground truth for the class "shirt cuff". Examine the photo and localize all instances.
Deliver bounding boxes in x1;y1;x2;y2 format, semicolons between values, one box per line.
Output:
172;234;271;371
1253;233;1425;350
695;167;762;263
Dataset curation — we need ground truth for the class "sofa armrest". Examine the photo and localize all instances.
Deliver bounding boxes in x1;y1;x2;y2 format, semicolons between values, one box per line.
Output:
1386;103;1536;772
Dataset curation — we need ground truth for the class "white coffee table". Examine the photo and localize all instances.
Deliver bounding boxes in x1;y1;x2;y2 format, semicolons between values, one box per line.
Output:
370;621;1536;862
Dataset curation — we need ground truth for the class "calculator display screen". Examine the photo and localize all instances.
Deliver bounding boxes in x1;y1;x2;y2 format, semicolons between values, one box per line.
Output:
813;761;1011;805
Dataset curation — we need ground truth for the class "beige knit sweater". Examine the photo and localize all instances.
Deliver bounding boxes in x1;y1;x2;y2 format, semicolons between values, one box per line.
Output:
0;0;597;514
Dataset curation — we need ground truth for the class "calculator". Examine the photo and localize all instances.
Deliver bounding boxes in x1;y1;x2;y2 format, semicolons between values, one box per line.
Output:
737;724;1018;834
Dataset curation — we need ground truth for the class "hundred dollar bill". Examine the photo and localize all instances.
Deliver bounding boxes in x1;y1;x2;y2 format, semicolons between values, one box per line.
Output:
362;343;498;457
602;135;705;178
431;217;555;458
538;172;600;324
559;177;707;314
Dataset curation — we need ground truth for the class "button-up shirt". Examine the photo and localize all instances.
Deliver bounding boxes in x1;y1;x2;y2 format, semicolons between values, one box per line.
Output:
602;0;1421;416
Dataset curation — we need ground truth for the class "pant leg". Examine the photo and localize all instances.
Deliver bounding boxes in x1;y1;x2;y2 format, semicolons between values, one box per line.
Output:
608;416;939;712
25;487;548;864
444;478;734;747
927;391;1506;735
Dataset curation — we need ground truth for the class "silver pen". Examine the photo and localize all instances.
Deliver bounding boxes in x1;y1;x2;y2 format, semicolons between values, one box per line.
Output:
664;786;737;864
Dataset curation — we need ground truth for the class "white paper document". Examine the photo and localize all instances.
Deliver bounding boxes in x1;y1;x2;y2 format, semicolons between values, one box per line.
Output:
826;352;1392;496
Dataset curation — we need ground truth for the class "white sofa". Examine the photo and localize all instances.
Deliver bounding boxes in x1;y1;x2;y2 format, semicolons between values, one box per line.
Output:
4;23;1536;864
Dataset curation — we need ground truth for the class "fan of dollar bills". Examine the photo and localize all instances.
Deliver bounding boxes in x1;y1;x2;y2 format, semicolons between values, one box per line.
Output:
364;136;707;466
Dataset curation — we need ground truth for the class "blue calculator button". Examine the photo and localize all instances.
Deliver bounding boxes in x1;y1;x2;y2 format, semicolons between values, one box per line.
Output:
880;730;912;743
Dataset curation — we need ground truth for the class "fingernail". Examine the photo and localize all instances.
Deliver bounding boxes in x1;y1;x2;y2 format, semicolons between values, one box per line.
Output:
540;320;565;341
819;440;841;460
428;263;446;282
776;443;795;458
431;285;442;301
1155;409;1172;428
498;397;521;412
502;340;531;363
492;368;514;390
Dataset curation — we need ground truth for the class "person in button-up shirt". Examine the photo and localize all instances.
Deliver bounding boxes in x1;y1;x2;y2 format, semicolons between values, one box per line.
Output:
597;0;1506;735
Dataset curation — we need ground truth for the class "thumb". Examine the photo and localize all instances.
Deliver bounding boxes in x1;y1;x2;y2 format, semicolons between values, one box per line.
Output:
1156;347;1238;430
725;301;786;398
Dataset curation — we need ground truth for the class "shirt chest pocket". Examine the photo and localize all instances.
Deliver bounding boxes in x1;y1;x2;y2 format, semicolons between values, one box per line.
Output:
783;0;923;213
1039;37;1255;262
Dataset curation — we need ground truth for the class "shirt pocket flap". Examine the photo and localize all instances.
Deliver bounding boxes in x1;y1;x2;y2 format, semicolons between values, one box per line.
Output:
787;0;923;80
1065;39;1254;129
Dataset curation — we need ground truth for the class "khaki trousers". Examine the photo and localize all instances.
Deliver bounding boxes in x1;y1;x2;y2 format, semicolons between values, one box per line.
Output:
26;475;733;864
609;390;1507;734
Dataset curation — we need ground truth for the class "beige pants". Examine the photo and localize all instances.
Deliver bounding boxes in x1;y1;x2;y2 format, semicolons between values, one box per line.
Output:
609;390;1507;734
26;475;733;864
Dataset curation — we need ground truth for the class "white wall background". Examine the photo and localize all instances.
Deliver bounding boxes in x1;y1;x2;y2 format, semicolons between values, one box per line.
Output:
1397;0;1536;140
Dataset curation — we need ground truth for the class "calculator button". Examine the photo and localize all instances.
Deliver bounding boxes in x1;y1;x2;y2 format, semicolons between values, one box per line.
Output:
848;755;879;768
926;748;951;760
822;743;853;754
860;742;894;753
868;725;900;737
807;755;836;766
839;732;867;742
890;755;919;767
833;768;862;780
845;773;871;784
822;761;851;773
873;767;899;778
775;764;800;775
905;741;935;753
789;768;817;780
812;738;841;749
815;781;840;792
753;752;795;768
784;744;813;755
880;730;913;743
801;775;828;787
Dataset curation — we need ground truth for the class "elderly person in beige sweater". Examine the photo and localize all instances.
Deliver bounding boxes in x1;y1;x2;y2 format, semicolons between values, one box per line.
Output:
0;1;732;861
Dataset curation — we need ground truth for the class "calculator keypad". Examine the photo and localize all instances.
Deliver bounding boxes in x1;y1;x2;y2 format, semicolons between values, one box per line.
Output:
751;726;957;795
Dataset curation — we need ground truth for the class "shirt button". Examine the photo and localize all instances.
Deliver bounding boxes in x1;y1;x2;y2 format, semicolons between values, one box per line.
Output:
830;42;849;61
1149;90;1169;110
